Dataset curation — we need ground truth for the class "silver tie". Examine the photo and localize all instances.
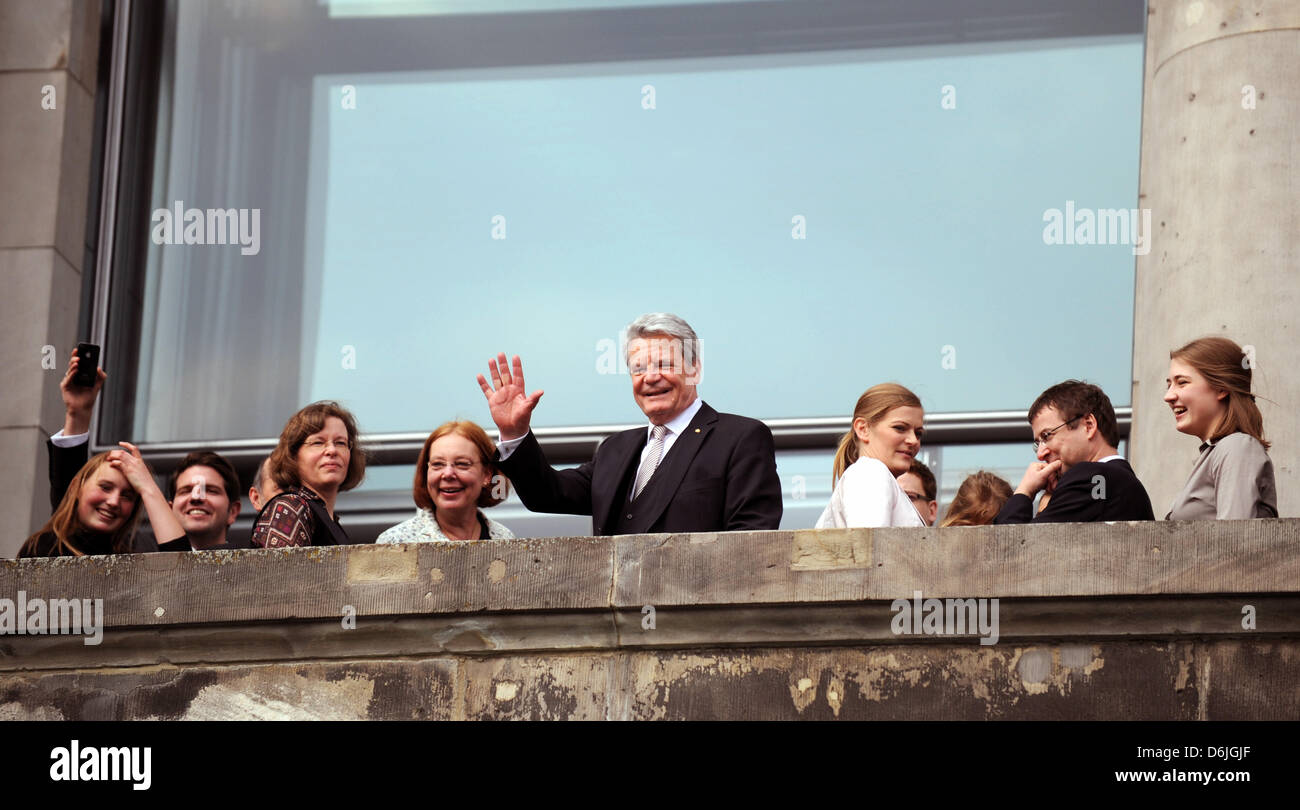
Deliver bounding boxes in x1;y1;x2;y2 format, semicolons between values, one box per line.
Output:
631;425;668;500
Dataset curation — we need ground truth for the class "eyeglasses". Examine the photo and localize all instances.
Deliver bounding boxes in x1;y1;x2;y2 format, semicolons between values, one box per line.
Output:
1032;415;1082;449
428;460;479;473
302;438;351;452
905;492;931;504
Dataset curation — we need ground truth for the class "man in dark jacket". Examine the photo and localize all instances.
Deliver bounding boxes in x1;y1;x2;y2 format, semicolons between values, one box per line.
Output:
477;313;783;536
995;380;1154;524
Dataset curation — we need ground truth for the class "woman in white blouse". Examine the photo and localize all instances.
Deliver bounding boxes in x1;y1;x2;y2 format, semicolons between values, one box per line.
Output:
1164;336;1277;519
816;383;927;528
378;421;516;543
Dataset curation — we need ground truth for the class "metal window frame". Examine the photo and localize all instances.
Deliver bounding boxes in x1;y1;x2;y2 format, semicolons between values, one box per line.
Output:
88;0;132;450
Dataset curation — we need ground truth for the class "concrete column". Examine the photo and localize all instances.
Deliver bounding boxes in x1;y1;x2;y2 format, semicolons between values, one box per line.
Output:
1132;0;1299;517
0;0;101;557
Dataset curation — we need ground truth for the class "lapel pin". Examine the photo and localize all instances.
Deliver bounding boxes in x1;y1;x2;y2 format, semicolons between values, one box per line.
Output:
694;428;700;433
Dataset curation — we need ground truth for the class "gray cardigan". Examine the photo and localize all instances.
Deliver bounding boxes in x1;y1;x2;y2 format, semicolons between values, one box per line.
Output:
1167;432;1277;520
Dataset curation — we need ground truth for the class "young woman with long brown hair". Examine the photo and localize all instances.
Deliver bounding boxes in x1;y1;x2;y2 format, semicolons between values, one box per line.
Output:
1164;336;1277;519
20;452;145;557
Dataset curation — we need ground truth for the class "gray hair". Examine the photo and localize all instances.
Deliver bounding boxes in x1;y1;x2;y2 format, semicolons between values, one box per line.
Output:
624;313;700;368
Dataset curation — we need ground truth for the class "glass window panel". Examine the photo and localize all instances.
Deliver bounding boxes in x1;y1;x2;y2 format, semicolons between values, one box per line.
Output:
126;1;1144;443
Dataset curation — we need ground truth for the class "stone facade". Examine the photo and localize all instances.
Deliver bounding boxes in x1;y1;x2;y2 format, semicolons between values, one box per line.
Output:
3;523;1297;720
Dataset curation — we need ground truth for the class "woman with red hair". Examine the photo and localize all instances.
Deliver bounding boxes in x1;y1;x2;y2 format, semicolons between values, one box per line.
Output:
378;421;514;543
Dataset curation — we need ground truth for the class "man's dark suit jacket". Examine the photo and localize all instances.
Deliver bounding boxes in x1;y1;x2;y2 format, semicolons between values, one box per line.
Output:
994;458;1155;524
497;401;783;535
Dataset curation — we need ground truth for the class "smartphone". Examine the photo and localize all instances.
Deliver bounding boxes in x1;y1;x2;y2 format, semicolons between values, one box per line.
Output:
72;343;100;388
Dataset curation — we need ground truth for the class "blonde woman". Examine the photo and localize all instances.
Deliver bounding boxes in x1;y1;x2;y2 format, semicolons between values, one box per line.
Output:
816;383;926;528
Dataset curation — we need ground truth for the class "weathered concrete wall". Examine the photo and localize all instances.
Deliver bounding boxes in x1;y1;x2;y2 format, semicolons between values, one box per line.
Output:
1131;0;1300;517
0;0;102;558
2;523;1297;720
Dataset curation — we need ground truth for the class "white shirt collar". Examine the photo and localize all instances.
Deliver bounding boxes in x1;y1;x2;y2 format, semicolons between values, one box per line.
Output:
1095;454;1124;464
649;397;703;439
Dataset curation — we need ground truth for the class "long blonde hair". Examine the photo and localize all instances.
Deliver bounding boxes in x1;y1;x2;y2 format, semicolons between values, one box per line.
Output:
20;452;143;556
831;383;922;485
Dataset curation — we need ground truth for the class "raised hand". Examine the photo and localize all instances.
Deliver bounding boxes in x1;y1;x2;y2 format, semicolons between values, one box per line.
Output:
476;353;543;441
109;441;185;543
1015;459;1063;498
107;442;160;495
60;348;106;435
1043;464;1062;495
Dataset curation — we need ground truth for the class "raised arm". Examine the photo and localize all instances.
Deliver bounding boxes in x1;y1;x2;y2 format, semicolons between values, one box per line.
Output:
48;348;106;508
995;460;1063;524
108;442;187;546
61;347;106;437
495;431;596;516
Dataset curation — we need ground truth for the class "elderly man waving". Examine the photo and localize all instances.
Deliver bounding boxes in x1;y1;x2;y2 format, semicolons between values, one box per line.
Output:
477;313;782;536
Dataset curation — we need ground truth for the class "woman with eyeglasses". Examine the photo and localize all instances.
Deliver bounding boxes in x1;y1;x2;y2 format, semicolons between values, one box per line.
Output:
1164;336;1277;519
378;421;515;543
251;401;366;547
816;383;927;528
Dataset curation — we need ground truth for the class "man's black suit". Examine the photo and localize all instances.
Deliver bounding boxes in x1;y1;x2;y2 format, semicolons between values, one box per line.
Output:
994;458;1155;524
497;401;782;535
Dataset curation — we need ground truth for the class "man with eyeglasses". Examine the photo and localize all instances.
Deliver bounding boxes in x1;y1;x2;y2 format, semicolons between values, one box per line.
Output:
898;459;938;526
995;380;1154;524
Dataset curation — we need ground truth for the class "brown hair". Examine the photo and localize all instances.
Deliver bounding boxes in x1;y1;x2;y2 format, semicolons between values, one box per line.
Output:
268;401;366;492
1171;336;1269;450
166;451;241;502
831;383;923;485
413;421;509;511
1028;380;1119;447
939;472;1013;527
906;459;937;501
20;452;144;556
